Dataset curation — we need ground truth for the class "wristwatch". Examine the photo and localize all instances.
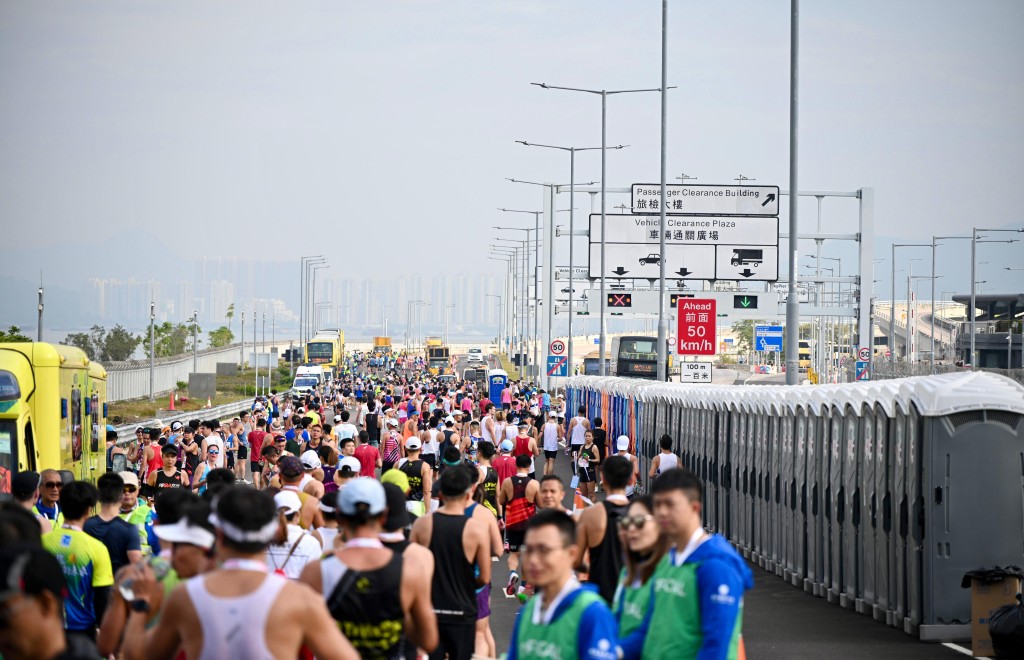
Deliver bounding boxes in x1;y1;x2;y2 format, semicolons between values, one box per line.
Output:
130;599;151;613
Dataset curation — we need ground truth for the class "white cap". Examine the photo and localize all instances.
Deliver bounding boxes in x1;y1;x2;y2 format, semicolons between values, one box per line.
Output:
405;436;422;450
338;456;361;474
386;418;399;427
339;478;386;516
154;518;215;550
300;450;322;470
333;414;342;423
616;435;630;452
274;490;302;515
445;415;456;424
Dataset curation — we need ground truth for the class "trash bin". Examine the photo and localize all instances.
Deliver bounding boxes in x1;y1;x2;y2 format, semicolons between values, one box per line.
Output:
961;567;1024;658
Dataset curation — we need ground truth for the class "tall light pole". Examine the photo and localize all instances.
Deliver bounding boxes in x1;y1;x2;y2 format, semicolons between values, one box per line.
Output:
517;142;608;376
310;263;328;338
784;0;800;384
490;249;519;361
299;256;321;349
485;294;503;349
240;310;245;368
37;279;44;343
495;239;529;369
148;300;155;402
929;236;969;372
495;226;539;375
190;310;198;374
532;83;660;375
445;304;455;346
890;244;930;360
499;206;575;377
969;228;1022;366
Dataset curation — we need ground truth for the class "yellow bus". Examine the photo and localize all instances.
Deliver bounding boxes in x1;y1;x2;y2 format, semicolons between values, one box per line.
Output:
305;329;344;374
798;340;812;370
0;342;108;493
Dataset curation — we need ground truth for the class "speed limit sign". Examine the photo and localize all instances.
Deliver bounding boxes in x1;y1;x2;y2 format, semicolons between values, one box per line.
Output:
549;340;566;355
858;347;870;361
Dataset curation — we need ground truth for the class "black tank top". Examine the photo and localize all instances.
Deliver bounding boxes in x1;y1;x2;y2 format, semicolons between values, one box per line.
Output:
440;430;457;456
324;552;410;660
154;469;183;489
588;500;629;604
481;466;499;515
428;512;477;623
399;459;425;501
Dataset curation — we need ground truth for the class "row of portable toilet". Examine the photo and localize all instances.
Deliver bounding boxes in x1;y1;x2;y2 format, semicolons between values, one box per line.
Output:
564;371;1024;641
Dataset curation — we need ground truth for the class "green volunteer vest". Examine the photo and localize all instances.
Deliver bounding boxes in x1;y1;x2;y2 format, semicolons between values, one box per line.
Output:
612;568;654;638
515;587;605;660
120;503;153;556
641;554;743;659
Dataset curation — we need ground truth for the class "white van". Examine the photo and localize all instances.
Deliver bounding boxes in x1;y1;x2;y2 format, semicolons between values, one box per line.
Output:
293;365;326;394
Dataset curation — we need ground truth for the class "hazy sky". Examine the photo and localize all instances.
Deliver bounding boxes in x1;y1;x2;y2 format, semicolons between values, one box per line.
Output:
2;1;1022;296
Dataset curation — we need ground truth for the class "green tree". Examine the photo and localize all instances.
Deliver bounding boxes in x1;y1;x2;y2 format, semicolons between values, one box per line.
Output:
225;303;235;333
208;326;234;348
142;322;196;358
732;320;754;353
64;331;97;358
0;326;32;343
103;324;142;361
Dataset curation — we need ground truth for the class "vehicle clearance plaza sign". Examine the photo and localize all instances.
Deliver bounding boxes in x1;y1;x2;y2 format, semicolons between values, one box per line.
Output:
677;298;717;356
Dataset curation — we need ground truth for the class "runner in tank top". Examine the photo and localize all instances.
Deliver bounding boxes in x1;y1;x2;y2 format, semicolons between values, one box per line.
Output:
649;433;681;479
300;478;437;659
397;437;432;517
567;406;590;468
540;416;563;476
512;423;539;480
122;487;356;660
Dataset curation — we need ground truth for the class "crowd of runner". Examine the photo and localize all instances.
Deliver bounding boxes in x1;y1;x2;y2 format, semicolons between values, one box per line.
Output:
0;350;752;660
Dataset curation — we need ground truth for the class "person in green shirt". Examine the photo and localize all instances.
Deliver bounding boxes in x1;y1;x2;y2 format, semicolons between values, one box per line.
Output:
41;480;114;637
507;509;620;660
118;471;155;556
642;468;754;660
612;495;669;658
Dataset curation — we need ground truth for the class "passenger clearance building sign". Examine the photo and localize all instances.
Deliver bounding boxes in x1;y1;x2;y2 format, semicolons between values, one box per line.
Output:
677;298;716;356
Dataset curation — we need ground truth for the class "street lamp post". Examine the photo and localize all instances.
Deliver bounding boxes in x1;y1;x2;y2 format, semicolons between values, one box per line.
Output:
970;228;1023;366
485;294;503;349
890;244;930;360
498;206;575;380
491;246;522;364
149;300;155;402
495;227;539;376
496;239;530;373
518;142;612;377
532;82;662;375
445;304;455;346
299;256;322;349
191;310;198;374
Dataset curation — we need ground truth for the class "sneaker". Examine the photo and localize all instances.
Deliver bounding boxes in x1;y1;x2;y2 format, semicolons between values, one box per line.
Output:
505;571;520;598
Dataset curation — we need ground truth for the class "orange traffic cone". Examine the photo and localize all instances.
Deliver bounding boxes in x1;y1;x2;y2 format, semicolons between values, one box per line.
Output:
169;393;176;411
206;396;212;408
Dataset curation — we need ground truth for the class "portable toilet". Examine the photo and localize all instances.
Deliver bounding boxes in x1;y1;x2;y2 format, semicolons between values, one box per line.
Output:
487;369;508;403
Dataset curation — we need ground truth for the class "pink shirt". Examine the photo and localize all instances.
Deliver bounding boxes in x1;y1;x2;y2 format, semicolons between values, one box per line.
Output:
501;389;512;404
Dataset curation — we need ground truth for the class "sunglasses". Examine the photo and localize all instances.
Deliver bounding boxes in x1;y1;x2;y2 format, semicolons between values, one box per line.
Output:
123;486;137;493
208;450;220;455
44;481;63;489
618;514;654;530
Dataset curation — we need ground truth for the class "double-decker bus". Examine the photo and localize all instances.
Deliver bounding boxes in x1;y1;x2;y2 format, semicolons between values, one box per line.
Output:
0;342;109;492
612;336;674;380
305;329;345;374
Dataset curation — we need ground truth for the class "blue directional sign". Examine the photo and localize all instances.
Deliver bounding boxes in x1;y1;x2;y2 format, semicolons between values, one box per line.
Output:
547;355;568;377
754;325;783;352
856;361;870;381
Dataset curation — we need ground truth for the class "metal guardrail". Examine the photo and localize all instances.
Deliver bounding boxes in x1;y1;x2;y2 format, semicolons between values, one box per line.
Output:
112;397;255;446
